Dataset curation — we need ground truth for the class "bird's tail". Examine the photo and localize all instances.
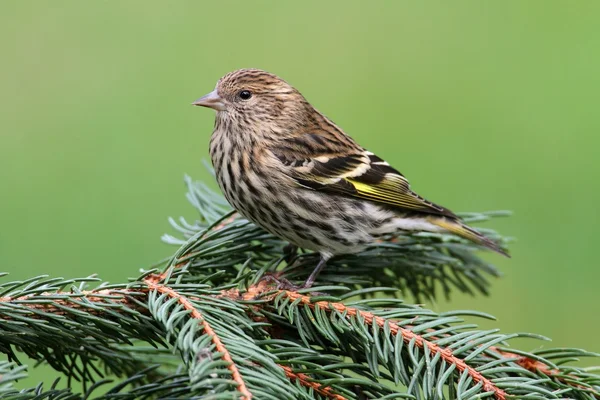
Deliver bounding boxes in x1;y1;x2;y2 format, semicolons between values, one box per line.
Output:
427;217;510;257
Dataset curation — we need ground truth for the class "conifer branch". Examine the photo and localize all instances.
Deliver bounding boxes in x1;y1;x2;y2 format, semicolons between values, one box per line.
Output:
284;289;504;398
227;281;506;399
0;176;598;399
143;273;252;400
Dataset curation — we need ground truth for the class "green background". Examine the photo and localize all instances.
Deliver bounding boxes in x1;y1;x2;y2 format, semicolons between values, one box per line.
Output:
1;1;598;389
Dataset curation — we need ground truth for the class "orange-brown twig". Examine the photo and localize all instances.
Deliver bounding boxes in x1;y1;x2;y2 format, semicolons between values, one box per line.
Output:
144;274;252;400
0;289;147;315
491;347;560;375
279;365;347;400
213;213;238;231
492;348;599;398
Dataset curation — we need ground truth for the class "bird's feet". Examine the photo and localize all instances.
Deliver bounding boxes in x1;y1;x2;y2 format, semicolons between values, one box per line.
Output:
260;273;328;294
260;273;303;291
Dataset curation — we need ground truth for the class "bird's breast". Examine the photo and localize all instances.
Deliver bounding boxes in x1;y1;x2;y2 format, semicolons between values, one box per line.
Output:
210;127;270;212
209;127;387;255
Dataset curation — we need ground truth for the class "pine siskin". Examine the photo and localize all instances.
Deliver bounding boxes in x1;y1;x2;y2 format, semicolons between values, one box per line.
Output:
193;69;509;288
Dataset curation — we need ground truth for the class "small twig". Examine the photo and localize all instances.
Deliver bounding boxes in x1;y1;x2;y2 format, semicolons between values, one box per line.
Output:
166;213;240;273
279;365;347;400
0;289;147;315
144;274;252;400
492;348;600;398
213;213;238;231
491;347;560;375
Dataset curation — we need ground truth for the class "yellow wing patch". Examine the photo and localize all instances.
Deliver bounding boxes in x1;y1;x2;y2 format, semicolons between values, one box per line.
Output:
345;176;434;212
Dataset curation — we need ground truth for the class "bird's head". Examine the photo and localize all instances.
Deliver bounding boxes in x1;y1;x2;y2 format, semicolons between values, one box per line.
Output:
193;69;310;136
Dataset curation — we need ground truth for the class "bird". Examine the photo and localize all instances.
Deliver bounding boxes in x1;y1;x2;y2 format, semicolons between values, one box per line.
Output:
193;68;508;288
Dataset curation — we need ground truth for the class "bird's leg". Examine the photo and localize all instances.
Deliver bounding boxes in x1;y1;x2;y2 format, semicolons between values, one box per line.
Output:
261;273;301;291
302;256;328;288
282;243;298;263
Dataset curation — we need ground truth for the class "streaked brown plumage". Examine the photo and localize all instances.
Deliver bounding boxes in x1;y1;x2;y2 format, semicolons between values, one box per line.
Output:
194;68;508;288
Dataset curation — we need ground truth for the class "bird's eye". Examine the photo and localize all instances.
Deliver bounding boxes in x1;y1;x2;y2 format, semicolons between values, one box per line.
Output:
238;90;252;100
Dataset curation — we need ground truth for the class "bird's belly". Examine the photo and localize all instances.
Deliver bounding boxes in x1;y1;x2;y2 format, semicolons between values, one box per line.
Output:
239;195;372;256
215;170;390;255
210;143;402;255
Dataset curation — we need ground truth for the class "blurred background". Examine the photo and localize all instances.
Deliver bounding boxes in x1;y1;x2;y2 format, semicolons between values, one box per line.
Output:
1;1;598;388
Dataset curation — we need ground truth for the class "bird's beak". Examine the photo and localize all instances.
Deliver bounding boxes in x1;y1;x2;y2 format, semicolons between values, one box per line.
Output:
192;89;226;111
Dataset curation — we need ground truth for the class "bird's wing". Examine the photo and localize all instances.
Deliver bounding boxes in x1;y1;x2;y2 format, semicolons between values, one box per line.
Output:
271;139;457;218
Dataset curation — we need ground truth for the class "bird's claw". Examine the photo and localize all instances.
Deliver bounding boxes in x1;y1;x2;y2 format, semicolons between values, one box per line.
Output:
260;273;302;291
